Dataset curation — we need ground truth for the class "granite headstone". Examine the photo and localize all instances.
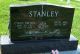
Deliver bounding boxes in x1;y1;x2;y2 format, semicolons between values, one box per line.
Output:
10;3;74;41
1;3;78;54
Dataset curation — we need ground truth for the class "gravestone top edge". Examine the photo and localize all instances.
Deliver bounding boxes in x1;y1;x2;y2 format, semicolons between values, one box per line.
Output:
10;2;74;8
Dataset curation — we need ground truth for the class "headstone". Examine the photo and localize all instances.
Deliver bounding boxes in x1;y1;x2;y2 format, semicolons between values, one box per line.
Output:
10;3;74;41
1;3;78;54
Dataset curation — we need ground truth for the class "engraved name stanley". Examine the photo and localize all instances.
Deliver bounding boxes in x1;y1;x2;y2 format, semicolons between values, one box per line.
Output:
28;10;59;17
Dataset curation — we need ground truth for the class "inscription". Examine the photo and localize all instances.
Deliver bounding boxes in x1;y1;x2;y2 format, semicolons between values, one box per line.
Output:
28;11;59;17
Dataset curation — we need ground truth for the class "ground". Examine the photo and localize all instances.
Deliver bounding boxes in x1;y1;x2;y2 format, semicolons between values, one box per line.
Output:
0;0;80;43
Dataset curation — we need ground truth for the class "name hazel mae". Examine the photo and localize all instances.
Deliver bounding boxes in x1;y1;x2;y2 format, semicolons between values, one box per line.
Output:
28;10;59;17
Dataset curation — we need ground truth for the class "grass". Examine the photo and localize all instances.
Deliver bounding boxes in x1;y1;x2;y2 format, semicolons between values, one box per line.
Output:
0;0;80;43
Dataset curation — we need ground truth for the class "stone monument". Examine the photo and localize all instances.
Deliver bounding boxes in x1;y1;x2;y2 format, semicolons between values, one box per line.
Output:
10;3;73;41
1;2;78;54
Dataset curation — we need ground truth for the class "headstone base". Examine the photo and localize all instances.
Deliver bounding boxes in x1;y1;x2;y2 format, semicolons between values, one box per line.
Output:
1;35;78;54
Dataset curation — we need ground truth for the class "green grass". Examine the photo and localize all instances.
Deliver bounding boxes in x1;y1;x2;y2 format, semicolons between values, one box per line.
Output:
0;0;80;43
